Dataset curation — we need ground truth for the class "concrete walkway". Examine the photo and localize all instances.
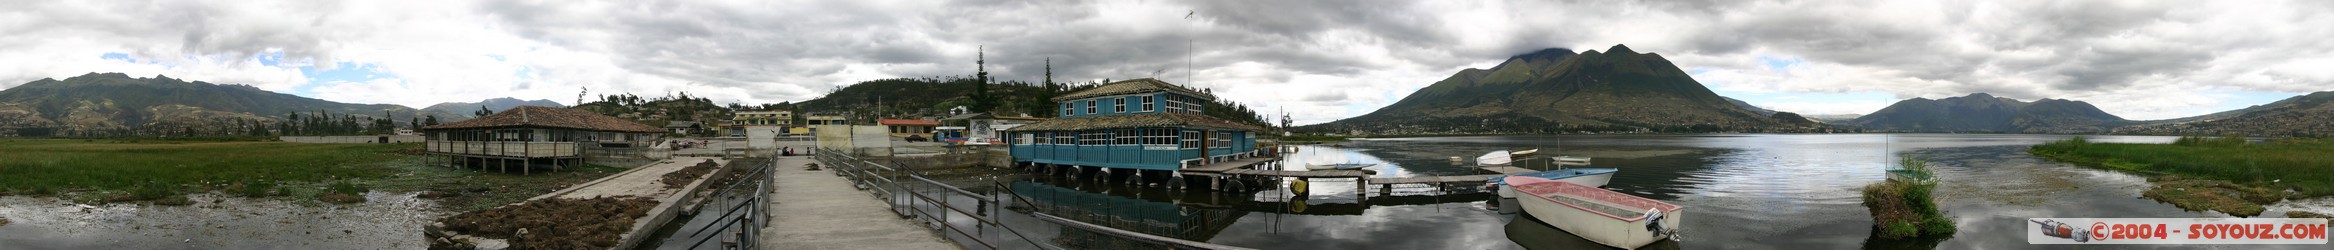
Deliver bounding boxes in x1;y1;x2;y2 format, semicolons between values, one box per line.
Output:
761;156;962;250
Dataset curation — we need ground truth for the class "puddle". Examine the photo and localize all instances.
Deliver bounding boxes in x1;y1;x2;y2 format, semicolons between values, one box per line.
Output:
0;191;441;249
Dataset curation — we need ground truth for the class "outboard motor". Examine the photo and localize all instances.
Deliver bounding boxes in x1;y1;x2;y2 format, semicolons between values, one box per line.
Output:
1643;208;1673;237
2031;219;2090;242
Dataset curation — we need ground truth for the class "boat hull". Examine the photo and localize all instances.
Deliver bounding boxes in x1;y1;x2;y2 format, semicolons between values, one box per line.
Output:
1510;180;1684;249
1492;169;1617;198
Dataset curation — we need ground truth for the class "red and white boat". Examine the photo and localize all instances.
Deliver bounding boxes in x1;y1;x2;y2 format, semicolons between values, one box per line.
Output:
1506;176;1684;249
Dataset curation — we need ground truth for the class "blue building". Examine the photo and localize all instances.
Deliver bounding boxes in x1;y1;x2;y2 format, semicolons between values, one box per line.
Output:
1008;78;1267;183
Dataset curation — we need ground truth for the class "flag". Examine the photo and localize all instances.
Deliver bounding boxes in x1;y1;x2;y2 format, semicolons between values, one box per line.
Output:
1186;10;1194;19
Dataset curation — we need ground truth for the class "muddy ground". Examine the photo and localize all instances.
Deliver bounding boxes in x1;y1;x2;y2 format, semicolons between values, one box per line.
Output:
431;196;657;249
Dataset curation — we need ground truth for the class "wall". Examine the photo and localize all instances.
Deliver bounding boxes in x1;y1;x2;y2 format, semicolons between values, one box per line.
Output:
814;125;894;157
280;135;425;143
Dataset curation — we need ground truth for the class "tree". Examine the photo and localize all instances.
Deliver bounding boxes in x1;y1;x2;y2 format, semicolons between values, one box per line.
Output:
971;46;992;113
475;106;495;117
425;115;440;126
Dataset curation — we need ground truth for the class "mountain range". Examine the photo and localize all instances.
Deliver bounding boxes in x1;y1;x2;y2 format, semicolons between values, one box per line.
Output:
1844;93;2131;133
424;97;564;119
2112;91;2334;136
1306;44;1826;134
0;72;588;136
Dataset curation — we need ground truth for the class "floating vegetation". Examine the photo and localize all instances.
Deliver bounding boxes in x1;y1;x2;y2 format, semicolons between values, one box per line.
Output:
1863;155;1955;239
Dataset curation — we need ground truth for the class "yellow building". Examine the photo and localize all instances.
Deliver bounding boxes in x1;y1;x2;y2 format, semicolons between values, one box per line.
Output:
800;115;849;134
733;110;793;126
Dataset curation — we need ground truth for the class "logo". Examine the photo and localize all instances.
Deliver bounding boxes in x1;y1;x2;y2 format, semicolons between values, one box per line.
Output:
2028;218;2328;244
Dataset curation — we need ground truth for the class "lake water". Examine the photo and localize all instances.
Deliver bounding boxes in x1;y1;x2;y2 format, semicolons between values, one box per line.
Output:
982;134;2334;249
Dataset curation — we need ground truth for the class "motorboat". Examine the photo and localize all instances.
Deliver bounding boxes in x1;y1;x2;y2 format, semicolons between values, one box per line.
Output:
1486;168;1617;199
1507;177;1684;249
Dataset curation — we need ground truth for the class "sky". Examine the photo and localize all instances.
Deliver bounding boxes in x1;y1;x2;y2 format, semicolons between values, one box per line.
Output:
3;0;2333;125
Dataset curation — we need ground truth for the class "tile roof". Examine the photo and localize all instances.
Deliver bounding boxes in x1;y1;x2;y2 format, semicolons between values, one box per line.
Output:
422;106;664;133
879;119;939;126
1006;112;1264;131
1054;78;1215;102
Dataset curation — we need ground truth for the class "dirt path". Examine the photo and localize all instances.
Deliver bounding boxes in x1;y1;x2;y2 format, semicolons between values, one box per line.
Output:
556;157;725;199
760;156;961;250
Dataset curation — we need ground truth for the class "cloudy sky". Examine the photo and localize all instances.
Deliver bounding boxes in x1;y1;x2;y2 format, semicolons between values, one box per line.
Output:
4;0;2332;124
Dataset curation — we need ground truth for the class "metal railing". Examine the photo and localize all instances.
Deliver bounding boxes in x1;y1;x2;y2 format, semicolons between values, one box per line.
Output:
816;149;1058;250
670;155;775;250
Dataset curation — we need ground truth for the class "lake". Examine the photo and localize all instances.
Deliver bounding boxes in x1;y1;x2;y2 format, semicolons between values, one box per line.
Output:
982;134;2334;249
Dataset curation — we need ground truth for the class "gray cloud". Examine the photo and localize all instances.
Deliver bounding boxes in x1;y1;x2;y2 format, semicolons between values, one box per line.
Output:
5;0;2334;122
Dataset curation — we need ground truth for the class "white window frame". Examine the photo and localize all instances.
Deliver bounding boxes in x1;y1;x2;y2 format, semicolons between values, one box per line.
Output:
1141;96;1155;112
1114;98;1126;113
1086;100;1097;114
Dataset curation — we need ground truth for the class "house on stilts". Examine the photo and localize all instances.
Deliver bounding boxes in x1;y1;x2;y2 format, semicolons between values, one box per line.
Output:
1006;78;1273;188
422;106;666;174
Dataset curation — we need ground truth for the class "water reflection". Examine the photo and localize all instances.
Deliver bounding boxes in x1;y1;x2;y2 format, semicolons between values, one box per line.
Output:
994;134;2333;249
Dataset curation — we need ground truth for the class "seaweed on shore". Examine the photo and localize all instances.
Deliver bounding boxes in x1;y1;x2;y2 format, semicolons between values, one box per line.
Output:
660;159;720;189
433;196;657;249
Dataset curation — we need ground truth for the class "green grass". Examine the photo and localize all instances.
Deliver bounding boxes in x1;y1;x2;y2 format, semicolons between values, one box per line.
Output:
1864;155;1956;239
2029;136;2334;197
0;139;629;211
0;138;411;202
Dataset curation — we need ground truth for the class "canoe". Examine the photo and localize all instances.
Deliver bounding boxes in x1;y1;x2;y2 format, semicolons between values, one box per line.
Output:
1487;168;1617;199
1510;149;1540;157
1553;156;1591;164
1508;177;1684;249
1307;163;1376;170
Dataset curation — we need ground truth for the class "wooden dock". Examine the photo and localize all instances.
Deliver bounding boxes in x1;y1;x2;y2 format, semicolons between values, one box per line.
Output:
1185;157;1281;173
1221;169;1370;178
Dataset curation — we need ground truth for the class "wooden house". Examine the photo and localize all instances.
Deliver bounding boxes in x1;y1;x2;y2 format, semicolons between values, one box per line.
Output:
1006;78;1267;183
422;106;665;174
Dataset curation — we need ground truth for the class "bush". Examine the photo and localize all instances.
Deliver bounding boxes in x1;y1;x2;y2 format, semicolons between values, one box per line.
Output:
2173;135;2248;147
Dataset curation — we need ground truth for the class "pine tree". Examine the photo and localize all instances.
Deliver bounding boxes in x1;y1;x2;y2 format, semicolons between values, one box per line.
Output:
475;106;494;117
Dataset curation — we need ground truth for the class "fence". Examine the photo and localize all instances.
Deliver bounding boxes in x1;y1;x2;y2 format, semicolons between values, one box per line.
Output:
665;154;775;250
816;149;1251;250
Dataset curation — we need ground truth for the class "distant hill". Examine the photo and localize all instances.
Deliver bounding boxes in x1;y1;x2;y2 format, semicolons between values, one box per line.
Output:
2114;91;2334;137
1846;93;2129;133
0;72;460;136
1724;97;1778;116
425;97;565;119
1305;45;1821;134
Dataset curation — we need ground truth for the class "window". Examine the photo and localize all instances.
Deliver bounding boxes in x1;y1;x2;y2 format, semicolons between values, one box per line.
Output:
1114;98;1126;113
1215;132;1232;148
1086;100;1097;114
1055;132;1073;146
1116;129;1137;145
1142;96;1155;112
1017;133;1031;145
1062;103;1073;117
1166;95;1183;113
1144;128;1178;145
1180;130;1201;149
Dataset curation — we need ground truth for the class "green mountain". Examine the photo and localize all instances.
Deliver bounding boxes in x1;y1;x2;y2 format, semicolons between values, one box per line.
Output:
1306;44;1810;134
1846;93;2130;133
424;97;564;119
0;72;459;136
2114;91;2334;136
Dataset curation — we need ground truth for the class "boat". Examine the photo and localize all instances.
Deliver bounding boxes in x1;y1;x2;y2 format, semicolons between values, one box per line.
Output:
1479;149;1542;166
1507;177;1684;249
1553;156;1591;164
1306;163;1376;170
1486;168;1618;199
1478;150;1514;165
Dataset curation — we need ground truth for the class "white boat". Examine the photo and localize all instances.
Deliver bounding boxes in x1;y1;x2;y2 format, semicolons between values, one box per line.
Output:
1510;148;1540;157
1306;163;1376;170
1553;156;1591;164
1477;150;1514;165
1488;168;1617;199
1507;177;1684;249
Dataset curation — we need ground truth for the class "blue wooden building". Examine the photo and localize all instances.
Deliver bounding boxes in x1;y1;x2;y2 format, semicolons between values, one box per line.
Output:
1008;78;1269;184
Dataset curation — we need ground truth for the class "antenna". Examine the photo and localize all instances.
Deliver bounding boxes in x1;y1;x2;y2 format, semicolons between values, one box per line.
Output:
1186;10;1195;86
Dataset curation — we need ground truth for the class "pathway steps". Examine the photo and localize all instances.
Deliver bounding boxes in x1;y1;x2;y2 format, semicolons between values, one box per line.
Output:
759;156;961;250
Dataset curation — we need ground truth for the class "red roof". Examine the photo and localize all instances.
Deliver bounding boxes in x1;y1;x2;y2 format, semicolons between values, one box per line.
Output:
878;119;939;126
422;106;664;133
